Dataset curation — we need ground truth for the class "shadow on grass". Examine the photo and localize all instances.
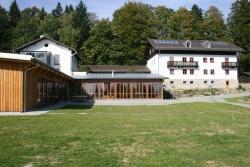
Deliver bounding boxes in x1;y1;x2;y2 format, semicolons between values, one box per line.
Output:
51;100;95;113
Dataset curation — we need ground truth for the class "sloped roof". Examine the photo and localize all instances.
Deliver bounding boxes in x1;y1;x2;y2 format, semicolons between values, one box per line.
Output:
14;36;81;60
80;65;151;73
148;39;244;52
73;73;166;80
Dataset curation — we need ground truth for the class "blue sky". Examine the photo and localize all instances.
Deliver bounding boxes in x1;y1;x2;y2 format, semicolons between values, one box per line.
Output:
0;0;235;19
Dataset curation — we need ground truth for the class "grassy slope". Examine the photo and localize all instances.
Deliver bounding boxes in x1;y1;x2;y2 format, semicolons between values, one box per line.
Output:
226;96;250;104
0;103;250;167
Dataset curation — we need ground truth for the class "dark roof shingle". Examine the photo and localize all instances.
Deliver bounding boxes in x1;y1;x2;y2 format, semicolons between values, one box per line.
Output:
80;65;151;73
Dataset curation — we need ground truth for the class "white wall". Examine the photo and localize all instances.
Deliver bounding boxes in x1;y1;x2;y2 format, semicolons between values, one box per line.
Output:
19;39;78;75
147;53;239;89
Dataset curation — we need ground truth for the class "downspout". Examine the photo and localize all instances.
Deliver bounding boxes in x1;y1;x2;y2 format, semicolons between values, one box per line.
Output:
23;64;39;112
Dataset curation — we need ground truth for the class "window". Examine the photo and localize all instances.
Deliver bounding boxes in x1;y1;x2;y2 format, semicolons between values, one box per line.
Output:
204;69;208;75
203;58;207;63
183;81;187;84
182;57;187;62
185;40;192;48
169;57;174;61
36;52;45;59
44;43;48;47
190;81;194;84
190;69;194;75
225;58;229;62
170;69;174;75
211;69;215;75
190;57;194;62
225;69;229;75
54;55;60;65
183;69;187;75
210;58;214;63
211;81;214;84
204;81;207;84
170;81;174;84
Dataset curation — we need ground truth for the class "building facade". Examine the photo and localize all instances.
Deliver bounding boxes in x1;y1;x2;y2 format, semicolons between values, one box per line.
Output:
15;35;80;75
147;39;243;90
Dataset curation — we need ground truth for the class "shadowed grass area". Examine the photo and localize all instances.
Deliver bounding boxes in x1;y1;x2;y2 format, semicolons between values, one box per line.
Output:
0;103;250;167
226;96;250;104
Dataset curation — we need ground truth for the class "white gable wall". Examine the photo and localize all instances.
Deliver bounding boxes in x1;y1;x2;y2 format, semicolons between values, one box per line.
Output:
19;39;77;75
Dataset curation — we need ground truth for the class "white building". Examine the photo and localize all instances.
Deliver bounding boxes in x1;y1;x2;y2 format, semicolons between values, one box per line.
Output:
147;39;243;89
15;35;80;75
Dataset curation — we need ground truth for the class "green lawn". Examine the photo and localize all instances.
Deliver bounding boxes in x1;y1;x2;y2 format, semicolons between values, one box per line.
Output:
226;96;250;104
0;103;250;167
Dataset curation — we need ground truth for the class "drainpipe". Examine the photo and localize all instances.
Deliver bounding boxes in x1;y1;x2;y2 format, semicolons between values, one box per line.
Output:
23;64;39;112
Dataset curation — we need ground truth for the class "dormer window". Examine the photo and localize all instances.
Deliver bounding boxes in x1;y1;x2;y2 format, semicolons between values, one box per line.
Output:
184;40;192;48
204;40;211;48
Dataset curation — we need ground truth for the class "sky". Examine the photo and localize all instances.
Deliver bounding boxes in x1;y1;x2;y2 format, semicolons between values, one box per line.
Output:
0;0;235;19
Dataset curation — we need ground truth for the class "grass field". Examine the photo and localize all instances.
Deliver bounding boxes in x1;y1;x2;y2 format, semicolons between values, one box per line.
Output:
226;96;250;104
0;103;250;167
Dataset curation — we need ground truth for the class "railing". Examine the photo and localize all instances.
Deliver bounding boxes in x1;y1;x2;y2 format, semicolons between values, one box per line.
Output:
221;62;238;68
167;61;198;68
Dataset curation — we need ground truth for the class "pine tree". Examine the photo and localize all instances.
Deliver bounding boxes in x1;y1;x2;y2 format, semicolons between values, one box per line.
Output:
65;5;70;13
39;7;47;20
9;0;21;26
191;4;203;20
73;0;91;55
0;5;11;51
52;2;63;17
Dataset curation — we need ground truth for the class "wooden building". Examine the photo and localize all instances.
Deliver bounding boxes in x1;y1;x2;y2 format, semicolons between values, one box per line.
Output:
0;53;72;112
0;54;165;112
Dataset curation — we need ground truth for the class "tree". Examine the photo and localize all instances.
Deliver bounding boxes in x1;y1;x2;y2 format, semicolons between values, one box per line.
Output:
82;19;114;64
73;0;91;56
112;2;156;65
201;6;226;40
154;6;174;38
58;13;78;49
39;14;61;40
39;7;47;20
191;4;203;20
11;7;41;49
228;0;250;72
9;0;21;26
168;7;199;39
0;5;11;51
52;2;63;17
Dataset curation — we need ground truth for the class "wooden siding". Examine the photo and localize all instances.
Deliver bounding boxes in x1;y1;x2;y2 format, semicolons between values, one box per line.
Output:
0;61;25;112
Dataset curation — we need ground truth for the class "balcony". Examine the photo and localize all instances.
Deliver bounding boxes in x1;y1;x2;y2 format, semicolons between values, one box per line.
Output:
167;61;198;68
221;62;238;68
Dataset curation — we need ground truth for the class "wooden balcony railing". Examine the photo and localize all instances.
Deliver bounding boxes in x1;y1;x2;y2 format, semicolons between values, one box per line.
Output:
221;62;238;68
167;61;198;68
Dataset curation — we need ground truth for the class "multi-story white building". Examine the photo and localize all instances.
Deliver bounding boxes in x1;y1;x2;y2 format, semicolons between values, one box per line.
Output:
15;35;80;75
147;39;243;89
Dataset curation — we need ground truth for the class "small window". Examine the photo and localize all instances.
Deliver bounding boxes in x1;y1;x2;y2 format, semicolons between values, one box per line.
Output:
190;81;194;84
185;40;192;48
225;69;229;75
183;69;187;75
170;81;174;84
211;69;215;75
36;52;45;59
170;69;174;75
210;58;214;63
44;43;48;47
54;54;60;65
204;69;208;75
204;81;207;84
183;81;187;84
190;69;194;75
182;57;187;62
211;81;214;84
190;57;194;62
203;58;207;63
